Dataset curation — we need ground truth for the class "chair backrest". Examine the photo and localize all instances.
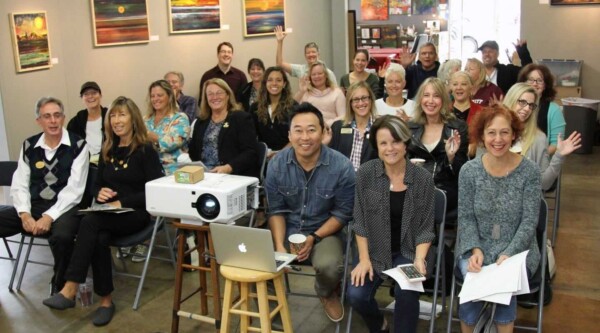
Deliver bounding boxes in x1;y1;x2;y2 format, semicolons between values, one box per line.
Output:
434;188;447;228
257;141;268;182
0;161;18;187
536;198;548;251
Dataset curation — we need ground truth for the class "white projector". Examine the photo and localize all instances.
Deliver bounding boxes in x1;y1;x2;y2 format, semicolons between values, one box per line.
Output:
146;173;259;224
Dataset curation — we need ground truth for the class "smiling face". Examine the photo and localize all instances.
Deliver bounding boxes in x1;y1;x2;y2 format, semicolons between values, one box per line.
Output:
353;52;368;73
526;69;545;97
481;47;499;67
512;91;537;122
376;127;406;168
304;47;319;65
420;84;443;118
483;114;515;158
310;65;327;89
350;87;371;119
266;70;285;97
81;89;101;110
37;102;65;140
464;61;481;84
217;45;233;67
205;83;229;113
249;64;264;84
165;73;182;96
150;86;169;113
419;45;437;70
289;112;323;162
109;106;133;141
451;75;472;103
385;72;406;97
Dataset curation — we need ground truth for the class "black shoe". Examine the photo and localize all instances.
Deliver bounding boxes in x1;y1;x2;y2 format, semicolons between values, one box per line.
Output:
92;302;116;326
43;293;76;310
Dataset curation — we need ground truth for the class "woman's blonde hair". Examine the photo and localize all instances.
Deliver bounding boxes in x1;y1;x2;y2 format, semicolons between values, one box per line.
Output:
308;61;335;89
199;78;242;120
466;58;487;89
450;71;473;99
102;96;148;162
146;80;178;118
503;83;540;155
343;81;377;125
412;77;455;125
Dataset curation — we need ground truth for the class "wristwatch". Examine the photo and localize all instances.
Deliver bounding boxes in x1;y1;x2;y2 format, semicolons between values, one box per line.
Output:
309;232;322;244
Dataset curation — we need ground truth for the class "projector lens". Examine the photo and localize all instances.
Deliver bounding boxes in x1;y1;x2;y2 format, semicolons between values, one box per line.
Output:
196;194;220;220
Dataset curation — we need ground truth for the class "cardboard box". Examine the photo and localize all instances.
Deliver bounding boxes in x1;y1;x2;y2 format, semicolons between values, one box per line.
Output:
174;166;204;184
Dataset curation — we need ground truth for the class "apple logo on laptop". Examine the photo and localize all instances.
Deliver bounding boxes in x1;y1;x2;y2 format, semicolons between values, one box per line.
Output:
238;243;247;253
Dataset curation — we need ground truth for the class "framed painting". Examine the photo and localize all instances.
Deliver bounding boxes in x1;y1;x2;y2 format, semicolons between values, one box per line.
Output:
371;28;381;39
9;12;52;73
361;0;389;21
90;0;150;47
168;0;221;34
389;0;411;15
551;0;600;4
242;0;285;37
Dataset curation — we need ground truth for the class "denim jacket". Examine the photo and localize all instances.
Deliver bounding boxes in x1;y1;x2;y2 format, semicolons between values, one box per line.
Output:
265;145;355;238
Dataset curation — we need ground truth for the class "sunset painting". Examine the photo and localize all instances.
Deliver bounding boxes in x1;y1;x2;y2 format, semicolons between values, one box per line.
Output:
243;0;285;37
91;0;150;46
10;12;52;72
169;0;221;33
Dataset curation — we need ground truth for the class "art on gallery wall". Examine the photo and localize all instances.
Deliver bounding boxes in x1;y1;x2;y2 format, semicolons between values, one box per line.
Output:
389;0;412;15
413;0;437;15
361;0;389;21
91;0;150;46
242;0;285;37
551;0;600;4
9;11;52;73
168;0;221;33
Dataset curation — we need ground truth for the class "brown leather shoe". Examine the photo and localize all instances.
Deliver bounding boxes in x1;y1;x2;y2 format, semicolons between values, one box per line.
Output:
319;292;344;322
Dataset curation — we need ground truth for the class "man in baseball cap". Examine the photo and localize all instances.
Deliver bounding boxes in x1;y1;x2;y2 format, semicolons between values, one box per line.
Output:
479;39;533;94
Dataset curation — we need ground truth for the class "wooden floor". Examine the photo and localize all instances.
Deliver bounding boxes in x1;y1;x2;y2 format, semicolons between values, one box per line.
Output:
0;147;598;332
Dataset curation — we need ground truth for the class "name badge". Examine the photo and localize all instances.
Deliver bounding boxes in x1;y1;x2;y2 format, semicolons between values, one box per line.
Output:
35;161;45;169
341;128;353;134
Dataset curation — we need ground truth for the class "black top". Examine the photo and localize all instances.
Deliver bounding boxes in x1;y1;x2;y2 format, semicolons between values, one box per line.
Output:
390;190;406;253
250;101;296;151
199;65;248;105
96;142;164;210
494;43;533;94
452;107;469;122
189;111;259;177
405;60;441;99
328;120;377;165
66;107;108;140
238;82;255;113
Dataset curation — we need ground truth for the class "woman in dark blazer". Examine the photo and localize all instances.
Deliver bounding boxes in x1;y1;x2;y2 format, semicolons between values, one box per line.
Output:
407;77;468;211
347;115;435;333
189;78;258;177
326;81;377;171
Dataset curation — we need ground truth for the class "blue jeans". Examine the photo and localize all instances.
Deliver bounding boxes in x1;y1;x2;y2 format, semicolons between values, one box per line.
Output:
347;253;420;333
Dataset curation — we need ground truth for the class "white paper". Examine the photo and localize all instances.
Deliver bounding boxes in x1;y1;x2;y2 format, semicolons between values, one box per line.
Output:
382;267;424;292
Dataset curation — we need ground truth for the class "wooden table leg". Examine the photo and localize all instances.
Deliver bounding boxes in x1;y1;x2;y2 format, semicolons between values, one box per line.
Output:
197;230;208;315
207;229;222;329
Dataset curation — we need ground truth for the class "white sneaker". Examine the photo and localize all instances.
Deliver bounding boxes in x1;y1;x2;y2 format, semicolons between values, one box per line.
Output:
115;247;131;259
131;245;148;263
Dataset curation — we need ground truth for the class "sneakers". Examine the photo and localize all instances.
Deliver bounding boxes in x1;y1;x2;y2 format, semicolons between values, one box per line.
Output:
130;244;148;263
319;291;344;322
115;247;131;259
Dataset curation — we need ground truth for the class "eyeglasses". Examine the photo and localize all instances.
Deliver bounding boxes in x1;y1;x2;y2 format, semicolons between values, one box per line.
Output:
351;96;370;104
39;112;64;120
207;91;226;98
527;78;544;85
517;99;538;110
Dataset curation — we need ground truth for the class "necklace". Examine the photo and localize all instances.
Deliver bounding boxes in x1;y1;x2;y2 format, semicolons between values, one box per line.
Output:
110;155;131;171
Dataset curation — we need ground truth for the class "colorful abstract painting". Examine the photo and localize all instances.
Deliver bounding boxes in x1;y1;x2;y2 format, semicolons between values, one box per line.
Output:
389;0;411;15
243;0;285;37
361;0;389;21
413;0;437;15
169;0;221;33
9;12;52;73
91;0;150;46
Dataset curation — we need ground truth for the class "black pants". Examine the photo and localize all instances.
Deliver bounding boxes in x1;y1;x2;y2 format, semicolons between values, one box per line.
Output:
0;203;81;290
64;210;149;297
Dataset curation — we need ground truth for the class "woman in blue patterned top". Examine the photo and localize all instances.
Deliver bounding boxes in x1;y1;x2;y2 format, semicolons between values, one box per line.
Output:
144;80;190;175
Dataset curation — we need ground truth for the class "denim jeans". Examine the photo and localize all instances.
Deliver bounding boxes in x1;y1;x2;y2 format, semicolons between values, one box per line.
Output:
347;253;420;333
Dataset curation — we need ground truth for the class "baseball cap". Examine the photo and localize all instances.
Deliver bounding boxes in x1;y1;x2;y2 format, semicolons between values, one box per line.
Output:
478;40;499;52
80;81;101;96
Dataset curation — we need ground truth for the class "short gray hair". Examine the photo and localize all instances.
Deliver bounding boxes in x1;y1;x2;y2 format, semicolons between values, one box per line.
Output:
385;63;406;82
35;97;64;118
164;71;185;85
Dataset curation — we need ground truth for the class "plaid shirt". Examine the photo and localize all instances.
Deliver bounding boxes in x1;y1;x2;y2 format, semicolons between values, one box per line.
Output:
348;119;372;171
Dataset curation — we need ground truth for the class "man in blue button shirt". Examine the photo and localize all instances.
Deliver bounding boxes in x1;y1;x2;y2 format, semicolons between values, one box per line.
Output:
266;102;355;323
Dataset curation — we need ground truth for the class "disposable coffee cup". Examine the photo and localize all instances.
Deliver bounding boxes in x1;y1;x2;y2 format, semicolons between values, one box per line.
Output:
78;277;94;307
288;234;307;254
410;158;425;167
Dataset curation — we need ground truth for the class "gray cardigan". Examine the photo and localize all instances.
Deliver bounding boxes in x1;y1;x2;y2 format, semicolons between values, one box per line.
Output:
525;131;565;191
457;155;541;274
353;158;436;276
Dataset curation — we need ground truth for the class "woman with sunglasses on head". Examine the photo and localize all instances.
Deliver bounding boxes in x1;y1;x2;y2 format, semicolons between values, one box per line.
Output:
517;63;566;155
502;83;581;191
339;50;381;98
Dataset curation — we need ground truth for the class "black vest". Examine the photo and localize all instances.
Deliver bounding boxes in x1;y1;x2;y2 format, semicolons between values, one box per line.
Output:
23;131;86;203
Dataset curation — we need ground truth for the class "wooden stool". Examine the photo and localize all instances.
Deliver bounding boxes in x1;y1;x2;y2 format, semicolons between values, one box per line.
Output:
171;222;221;333
220;265;293;333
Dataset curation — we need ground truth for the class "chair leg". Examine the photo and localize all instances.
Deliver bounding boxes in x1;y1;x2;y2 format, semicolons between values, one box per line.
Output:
344;307;353;333
161;218;177;269
8;235;26;291
132;218;163;310
551;177;561;247
3;238;14;259
17;236;35;290
446;274;457;333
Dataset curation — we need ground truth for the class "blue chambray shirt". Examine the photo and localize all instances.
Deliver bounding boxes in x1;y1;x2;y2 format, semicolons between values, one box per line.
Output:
265;145;355;238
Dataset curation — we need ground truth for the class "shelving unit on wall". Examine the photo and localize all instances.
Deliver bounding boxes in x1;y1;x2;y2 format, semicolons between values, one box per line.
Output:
355;23;411;49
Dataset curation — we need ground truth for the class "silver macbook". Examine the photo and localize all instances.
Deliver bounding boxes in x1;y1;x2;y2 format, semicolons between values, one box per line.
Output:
210;223;297;272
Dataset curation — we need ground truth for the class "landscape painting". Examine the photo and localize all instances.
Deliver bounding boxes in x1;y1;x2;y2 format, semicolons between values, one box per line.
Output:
169;0;221;33
243;0;285;37
9;12;52;73
91;0;150;46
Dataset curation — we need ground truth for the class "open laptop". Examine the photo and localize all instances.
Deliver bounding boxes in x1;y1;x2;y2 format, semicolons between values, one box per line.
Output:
210;223;297;273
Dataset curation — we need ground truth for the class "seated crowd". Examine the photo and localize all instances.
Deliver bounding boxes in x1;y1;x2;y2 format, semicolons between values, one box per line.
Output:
0;27;582;332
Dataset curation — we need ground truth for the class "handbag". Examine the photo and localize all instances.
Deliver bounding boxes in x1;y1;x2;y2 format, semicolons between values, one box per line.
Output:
473;302;497;333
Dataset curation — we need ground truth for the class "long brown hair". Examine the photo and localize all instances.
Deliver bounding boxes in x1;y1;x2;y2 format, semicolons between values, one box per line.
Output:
102;96;148;162
146;80;178;118
256;67;294;125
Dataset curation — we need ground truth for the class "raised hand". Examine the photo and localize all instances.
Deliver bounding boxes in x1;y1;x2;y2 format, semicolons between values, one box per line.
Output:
378;61;390;78
274;25;286;42
399;51;416;68
445;129;461;162
556;131;582;156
